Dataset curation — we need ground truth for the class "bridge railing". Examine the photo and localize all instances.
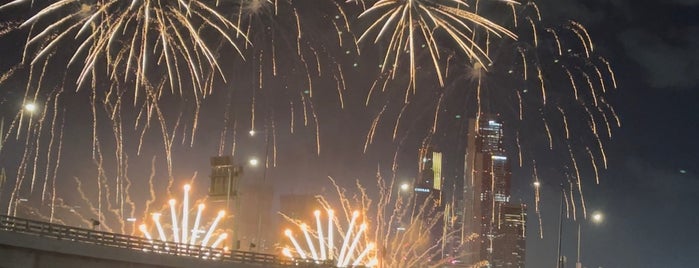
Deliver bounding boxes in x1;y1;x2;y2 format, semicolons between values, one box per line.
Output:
0;215;330;267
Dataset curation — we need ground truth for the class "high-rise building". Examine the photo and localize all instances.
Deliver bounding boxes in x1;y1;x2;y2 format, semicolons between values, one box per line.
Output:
414;149;445;261
492;204;527;268
459;115;525;267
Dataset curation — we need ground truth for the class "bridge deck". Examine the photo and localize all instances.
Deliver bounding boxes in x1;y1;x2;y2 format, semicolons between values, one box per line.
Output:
0;215;332;268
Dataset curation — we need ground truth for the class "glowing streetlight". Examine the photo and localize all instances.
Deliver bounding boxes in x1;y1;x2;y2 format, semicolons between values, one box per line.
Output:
249;158;259;167
533;181;541;187
400;182;410;191
576;211;604;268
249;129;256;136
23;103;37;113
592;212;603;223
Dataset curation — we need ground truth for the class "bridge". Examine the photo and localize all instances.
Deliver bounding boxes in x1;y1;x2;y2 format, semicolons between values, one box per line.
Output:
0;215;331;268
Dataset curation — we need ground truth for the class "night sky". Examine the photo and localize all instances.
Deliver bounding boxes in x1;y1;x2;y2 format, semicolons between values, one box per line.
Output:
528;1;699;267
1;1;698;268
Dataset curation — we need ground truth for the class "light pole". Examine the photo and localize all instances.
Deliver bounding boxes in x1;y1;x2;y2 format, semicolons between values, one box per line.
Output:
556;183;565;268
576;212;603;268
251;127;271;252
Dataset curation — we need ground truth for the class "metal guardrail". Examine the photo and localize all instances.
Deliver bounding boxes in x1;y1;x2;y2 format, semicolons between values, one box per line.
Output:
0;215;332;267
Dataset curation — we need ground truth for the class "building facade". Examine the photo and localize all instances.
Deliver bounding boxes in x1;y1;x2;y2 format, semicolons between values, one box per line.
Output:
492;203;527;268
413;149;445;261
459;116;526;267
208;156;243;249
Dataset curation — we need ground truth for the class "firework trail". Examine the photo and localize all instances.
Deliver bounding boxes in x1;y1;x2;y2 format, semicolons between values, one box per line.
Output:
532;161;543;239
47;107;64;223
142;156;158;224
74;176;113;232
230;0;357;158
0;169;6;206
0;21;20;38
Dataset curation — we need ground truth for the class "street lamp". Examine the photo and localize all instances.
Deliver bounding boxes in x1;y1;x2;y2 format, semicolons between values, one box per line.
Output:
249;126;271;252
400;182;410;192
556;183;565;268
592;212;603;223
576;212;604;268
23;102;37;113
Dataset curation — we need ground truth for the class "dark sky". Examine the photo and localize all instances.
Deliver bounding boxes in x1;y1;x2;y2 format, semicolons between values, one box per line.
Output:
524;0;699;267
1;1;698;268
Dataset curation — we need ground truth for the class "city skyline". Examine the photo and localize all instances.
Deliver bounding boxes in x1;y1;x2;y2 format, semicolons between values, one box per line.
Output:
0;1;697;268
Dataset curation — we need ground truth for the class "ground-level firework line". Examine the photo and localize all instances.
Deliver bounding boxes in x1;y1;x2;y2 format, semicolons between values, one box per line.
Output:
140;184;227;250
282;209;375;267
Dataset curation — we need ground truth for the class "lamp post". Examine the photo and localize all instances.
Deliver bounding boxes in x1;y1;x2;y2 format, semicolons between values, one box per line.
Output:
251;127;271;252
576;212;603;268
556;183;565;268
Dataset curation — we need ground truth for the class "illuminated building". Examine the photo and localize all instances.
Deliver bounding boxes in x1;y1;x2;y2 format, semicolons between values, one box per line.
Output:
413;149;445;261
459;116;525;267
415;149;444;205
492;204;527;268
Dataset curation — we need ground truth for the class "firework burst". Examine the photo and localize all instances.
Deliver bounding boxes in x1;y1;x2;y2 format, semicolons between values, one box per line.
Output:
4;0;247;98
357;0;516;90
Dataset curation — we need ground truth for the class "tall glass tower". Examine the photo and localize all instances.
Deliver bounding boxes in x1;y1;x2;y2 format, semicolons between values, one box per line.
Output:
460;115;524;267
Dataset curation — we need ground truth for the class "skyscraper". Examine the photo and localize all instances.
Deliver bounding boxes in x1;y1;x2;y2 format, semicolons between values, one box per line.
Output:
492;204;527;268
414;149;445;261
460;115;525;267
